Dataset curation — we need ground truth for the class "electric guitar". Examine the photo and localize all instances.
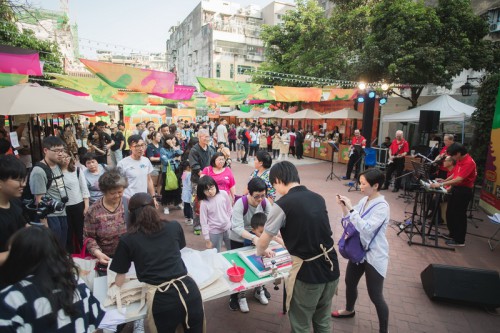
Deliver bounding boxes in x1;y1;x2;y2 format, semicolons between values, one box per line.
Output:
387;142;405;165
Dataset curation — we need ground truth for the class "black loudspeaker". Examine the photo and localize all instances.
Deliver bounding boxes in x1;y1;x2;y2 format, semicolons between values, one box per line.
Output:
420;264;500;308
418;110;440;133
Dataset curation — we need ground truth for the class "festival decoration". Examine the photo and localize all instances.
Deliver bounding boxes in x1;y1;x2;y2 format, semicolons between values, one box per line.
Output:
274;86;322;102
0;45;43;76
197;77;261;95
0;73;28;86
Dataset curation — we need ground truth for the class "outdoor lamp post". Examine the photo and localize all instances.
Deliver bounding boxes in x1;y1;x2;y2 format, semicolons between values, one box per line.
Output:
460;75;482;97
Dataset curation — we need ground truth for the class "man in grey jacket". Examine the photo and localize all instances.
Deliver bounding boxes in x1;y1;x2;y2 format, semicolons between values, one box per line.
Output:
188;129;216;234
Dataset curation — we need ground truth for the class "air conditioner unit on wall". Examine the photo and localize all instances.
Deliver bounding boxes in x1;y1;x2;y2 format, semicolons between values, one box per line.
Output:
489;22;500;33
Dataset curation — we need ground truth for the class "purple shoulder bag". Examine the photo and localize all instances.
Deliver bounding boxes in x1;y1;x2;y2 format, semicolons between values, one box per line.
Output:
338;202;387;263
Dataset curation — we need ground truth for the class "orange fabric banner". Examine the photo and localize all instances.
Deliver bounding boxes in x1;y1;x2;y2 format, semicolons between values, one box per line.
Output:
274;86;322;102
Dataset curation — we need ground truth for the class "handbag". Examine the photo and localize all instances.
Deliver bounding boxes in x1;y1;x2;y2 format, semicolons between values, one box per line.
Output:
164;161;179;191
71;238;97;290
338;202;387;263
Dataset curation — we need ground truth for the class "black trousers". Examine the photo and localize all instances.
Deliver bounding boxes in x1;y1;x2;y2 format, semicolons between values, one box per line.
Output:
296;143;303;158
446;186;473;244
152;276;204;333
242;143;249;162
289;146;296;156
66;201;85;254
345;261;388;333
346;152;362;179
184;202;193;219
228;139;236;151
384;158;404;189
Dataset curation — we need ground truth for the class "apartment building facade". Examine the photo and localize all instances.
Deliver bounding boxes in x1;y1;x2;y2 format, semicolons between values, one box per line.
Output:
165;0;294;86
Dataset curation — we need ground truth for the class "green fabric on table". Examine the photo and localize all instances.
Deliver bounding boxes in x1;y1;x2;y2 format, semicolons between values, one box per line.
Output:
222;252;261;283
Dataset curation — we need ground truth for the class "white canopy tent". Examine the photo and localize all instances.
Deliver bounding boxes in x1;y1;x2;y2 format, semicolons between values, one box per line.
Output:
381;95;476;142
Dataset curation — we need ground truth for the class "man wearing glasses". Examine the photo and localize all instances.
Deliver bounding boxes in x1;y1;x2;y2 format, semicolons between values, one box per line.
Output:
117;135;156;204
228;178;271;313
29;136;69;245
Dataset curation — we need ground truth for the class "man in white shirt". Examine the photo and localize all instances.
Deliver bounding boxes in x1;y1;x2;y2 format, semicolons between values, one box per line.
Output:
117;134;156;203
216;119;228;147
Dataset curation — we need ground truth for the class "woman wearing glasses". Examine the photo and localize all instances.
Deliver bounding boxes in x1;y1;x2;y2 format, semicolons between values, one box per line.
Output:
201;152;236;203
60;151;89;254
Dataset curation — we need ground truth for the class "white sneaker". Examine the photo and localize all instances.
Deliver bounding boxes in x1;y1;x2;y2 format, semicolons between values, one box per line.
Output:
254;289;268;305
238;297;249;313
185;218;193;226
178;203;184;209
163;207;170;215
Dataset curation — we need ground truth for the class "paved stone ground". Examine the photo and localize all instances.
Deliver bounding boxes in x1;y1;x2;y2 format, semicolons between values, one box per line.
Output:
122;154;500;333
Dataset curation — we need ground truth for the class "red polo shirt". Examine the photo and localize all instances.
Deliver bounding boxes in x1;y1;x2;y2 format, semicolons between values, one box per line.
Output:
389;139;409;156
351;135;366;148
452;154;476;188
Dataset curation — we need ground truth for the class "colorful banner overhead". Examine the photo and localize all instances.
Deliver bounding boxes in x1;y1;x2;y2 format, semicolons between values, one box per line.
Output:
0;45;43;75
251;88;275;101
0;73;28;86
123;105;166;130
172;108;196;123
49;73;119;104
197;77;261;95
80;58;175;94
153;85;196;101
480;83;500;213
274;86;322;102
326;88;358;101
204;91;247;105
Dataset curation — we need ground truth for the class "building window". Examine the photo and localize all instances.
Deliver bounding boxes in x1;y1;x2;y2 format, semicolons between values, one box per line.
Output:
237;65;254;75
216;62;221;78
230;64;234;79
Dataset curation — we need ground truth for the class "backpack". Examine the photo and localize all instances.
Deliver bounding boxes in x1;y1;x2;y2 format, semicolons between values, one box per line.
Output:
238;129;245;140
21;162;54;221
238;194;267;216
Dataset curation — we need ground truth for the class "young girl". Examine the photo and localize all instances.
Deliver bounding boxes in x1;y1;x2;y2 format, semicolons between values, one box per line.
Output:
181;161;194;226
197;176;232;253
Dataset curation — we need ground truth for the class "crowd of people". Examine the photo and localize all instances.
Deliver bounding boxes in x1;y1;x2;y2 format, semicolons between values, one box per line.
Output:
0;116;477;333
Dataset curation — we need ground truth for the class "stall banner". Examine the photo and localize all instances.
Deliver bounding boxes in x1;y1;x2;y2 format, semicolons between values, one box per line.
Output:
274;86;322;102
80;58;175;94
0;45;43;75
172;109;196;123
197;77;261;95
123;105;166;130
204;91;247;105
0;73;28;86
480;84;500;212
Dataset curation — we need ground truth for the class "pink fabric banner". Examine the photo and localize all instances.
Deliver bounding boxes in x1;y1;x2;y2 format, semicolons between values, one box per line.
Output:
57;89;89;97
0;52;43;76
153;85;196;100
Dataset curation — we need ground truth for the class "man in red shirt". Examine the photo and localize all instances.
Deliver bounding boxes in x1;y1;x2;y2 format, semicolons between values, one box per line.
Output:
342;129;366;180
381;130;409;192
433;134;454;179
431;143;476;247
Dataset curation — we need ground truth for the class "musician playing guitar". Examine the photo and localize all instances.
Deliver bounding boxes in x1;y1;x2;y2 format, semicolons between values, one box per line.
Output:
381;130;409;192
432;134;454;179
342;129;366;180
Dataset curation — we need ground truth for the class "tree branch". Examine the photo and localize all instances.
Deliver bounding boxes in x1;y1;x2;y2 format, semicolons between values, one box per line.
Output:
389;89;412;104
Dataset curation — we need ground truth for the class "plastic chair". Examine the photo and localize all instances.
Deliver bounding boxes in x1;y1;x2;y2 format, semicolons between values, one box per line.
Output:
364;148;377;167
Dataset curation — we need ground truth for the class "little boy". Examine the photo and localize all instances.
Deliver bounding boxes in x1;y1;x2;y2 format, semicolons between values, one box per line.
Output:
244;212;284;247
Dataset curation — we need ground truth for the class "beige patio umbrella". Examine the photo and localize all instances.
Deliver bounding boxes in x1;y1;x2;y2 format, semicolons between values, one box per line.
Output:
322;108;363;119
260;109;289;119
284;108;323;119
220;110;247;117
0;83;117;115
237;110;264;118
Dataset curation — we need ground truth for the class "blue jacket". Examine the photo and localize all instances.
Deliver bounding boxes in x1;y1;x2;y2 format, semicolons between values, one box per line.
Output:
160;147;183;172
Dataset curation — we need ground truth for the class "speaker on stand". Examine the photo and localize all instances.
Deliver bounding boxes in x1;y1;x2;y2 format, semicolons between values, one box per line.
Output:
418;110;440;149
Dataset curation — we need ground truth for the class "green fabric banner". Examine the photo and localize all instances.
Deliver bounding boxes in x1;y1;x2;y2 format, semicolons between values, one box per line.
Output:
0;73;28;86
197;77;261;95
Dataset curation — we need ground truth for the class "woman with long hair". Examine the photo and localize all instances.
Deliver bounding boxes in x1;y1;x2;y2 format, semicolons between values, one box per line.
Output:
87;130;107;164
160;134;183;214
110;193;204;333
83;169;129;275
0;227;105;331
332;168;390;333
146;131;163;196
60;151;90;254
247;150;275;202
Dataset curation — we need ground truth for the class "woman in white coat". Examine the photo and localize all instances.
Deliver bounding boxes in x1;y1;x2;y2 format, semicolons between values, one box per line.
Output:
332;168;390;333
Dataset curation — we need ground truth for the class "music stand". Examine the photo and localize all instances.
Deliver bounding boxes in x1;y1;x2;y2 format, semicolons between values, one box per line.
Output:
325;141;341;181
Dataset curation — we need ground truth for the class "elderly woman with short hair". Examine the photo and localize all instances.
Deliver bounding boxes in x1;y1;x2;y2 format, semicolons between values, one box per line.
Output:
83;169;129;275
